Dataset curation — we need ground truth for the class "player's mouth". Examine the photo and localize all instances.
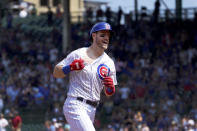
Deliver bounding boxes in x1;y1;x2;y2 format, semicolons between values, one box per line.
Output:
102;41;108;45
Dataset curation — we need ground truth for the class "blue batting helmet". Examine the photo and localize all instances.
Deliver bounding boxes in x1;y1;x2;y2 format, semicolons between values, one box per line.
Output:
89;22;112;37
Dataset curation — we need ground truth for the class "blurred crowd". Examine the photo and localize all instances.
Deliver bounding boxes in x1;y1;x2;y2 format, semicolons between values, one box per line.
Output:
0;3;197;131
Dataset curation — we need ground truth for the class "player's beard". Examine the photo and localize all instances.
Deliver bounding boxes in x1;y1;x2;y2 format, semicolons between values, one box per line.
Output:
96;37;109;50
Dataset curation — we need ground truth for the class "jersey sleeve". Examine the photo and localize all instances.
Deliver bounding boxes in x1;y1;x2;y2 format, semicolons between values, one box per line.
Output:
110;61;118;85
57;50;78;66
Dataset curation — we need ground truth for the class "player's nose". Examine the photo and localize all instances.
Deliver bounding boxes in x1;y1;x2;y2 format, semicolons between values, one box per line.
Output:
104;36;109;41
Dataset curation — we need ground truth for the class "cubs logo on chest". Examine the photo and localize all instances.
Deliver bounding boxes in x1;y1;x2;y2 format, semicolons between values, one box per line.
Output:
97;64;110;80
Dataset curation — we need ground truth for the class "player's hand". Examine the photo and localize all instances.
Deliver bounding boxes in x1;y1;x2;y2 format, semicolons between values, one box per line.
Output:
103;76;115;96
70;58;85;71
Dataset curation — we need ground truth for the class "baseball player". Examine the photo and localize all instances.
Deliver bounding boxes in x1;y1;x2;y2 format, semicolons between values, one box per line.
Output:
53;22;117;131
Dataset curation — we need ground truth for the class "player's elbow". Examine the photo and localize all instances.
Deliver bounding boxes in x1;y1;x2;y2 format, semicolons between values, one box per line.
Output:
53;65;65;78
53;67;59;78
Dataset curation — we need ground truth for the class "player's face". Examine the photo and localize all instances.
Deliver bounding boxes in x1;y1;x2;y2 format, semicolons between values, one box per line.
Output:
93;30;110;50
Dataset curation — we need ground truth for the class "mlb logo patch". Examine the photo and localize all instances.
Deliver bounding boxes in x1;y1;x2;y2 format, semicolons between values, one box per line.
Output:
105;24;110;29
97;64;110;80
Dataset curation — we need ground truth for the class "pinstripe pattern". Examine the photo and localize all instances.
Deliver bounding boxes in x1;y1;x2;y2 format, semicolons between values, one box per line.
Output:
63;96;96;131
57;47;117;101
59;47;117;130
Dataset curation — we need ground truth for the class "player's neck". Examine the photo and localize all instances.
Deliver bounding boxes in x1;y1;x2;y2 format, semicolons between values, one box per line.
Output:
88;44;104;58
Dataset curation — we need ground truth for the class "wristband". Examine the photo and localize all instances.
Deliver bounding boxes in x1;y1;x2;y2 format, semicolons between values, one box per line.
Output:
62;65;71;75
106;87;113;93
105;86;115;96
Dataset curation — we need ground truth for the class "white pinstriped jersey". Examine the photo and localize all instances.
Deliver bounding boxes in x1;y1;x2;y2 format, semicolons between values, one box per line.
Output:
57;47;117;101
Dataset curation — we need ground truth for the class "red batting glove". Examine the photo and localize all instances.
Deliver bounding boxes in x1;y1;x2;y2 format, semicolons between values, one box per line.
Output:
70;59;85;71
103;77;115;96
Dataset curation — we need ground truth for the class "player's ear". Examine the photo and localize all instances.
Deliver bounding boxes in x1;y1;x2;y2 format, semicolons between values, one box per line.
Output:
92;32;96;39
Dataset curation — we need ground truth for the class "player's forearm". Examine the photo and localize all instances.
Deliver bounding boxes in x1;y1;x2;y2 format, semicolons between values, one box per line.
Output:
53;58;85;78
53;65;66;78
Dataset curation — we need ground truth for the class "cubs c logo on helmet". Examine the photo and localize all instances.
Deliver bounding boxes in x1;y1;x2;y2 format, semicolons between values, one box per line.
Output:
105;23;111;30
97;64;110;80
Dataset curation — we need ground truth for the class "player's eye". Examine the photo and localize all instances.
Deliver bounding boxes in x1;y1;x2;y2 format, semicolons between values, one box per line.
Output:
100;34;105;37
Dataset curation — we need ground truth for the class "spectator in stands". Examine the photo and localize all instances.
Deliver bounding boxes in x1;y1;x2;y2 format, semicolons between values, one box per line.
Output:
19;8;28;18
5;78;20;105
105;7;112;23
117;6;123;25
49;121;56;131
50;118;58;131
141;123;150;131
47;7;53;26
53;102;62;117
86;7;93;23
49;46;58;64
44;120;51;131
64;122;70;131
6;11;12;29
31;5;37;16
140;6;148;20
153;0;160;23
33;88;44;106
0;113;9;131
96;7;103;22
56;4;62;18
118;81;130;102
168;121;179;131
56;123;64;131
187;119;195;131
11;111;22;131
